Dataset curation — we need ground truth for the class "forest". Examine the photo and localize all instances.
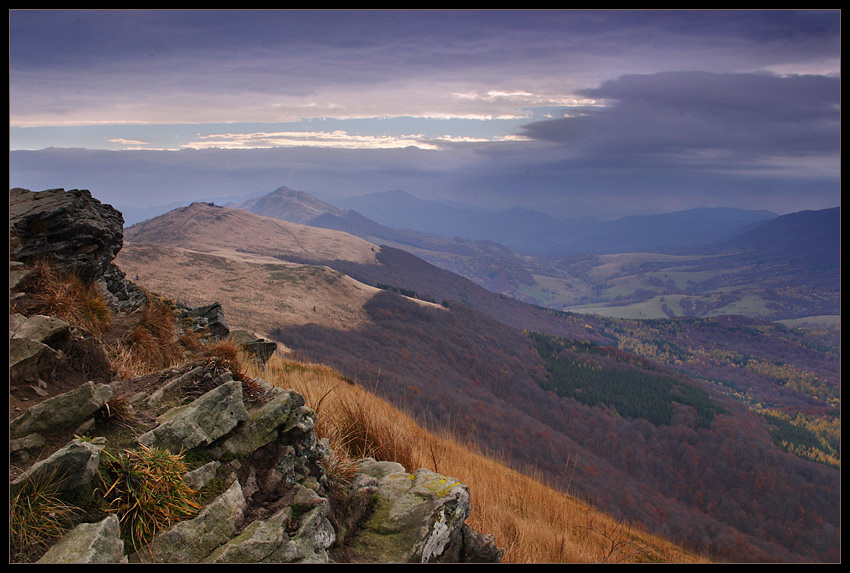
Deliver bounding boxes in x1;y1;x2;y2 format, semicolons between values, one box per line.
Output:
527;331;724;429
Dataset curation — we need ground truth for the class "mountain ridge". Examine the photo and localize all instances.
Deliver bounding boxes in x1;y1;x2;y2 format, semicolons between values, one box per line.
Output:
339;189;780;256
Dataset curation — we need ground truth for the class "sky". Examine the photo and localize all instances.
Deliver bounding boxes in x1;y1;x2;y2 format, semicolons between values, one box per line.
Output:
8;9;841;222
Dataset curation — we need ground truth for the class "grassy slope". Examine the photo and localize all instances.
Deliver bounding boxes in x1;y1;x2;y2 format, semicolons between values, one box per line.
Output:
247;354;707;563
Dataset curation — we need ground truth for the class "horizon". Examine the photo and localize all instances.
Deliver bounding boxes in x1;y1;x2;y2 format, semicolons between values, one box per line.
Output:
9;10;841;220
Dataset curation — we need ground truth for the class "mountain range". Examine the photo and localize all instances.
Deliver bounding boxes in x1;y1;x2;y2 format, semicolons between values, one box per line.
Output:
231;186;839;323
117;192;840;563
337;189;779;256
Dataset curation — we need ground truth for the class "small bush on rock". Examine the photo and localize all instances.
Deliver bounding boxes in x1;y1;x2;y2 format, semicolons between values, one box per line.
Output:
97;445;201;554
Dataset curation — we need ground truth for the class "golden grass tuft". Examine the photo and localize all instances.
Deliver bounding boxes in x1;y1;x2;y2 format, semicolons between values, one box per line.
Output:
14;258;112;336
199;339;248;381
97;445;201;556
10;468;82;561
246;353;707;564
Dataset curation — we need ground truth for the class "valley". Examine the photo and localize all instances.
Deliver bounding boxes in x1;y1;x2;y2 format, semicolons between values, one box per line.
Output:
117;195;841;563
236;187;840;324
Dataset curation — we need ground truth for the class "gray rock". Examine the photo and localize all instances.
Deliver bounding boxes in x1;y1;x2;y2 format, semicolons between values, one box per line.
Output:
241;339;278;365
12;438;104;494
10;188;124;284
143;479;246;563
11;314;71;347
346;461;473;563
97;263;148;313
37;514;127;563
179;302;229;338
204;506;294;563
136;380;249;453
211;387;308;459
182;460;222;491
206;486;335;563
9;336;58;382
455;523;505;563
10;432;47;455
10;381;112;438
9;261;34;292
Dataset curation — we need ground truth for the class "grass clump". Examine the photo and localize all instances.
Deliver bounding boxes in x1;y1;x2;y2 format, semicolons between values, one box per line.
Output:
108;294;185;379
14;258;112;336
97;445;201;554
10;469;82;562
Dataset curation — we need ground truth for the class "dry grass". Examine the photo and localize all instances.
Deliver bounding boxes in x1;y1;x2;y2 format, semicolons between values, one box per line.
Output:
108;294;187;379
246;353;707;564
13;259;112;336
10;468;82;561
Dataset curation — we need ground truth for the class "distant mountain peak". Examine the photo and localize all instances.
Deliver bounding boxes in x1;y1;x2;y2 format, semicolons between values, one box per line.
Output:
237;185;347;224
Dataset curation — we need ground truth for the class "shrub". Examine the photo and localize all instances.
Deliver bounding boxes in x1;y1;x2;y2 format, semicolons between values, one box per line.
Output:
200;339;247;381
109;295;184;378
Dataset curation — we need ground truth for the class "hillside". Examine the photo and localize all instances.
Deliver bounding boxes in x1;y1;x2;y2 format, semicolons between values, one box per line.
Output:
235;186;536;294
119;201;841;563
10;187;708;564
540;207;840;321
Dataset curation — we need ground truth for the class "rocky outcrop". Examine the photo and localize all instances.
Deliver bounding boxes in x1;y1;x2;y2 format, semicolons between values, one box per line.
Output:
346;459;503;563
9;314;70;384
10;380;112;440
10;188;124;284
230;329;278;365
177;301;230;339
16;364;501;563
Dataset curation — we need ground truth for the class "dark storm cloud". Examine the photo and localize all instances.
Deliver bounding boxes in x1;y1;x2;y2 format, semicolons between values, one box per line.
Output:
519;71;840;170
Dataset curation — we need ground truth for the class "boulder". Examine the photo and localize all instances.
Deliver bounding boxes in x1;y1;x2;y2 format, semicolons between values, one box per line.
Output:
11;314;71;347
206;485;335;563
136;380;249;453
11;437;105;494
10;381;113;438
10;188;124;284
141;479;247;563
37;515;127;564
346;458;474;563
230;330;278;364
9;336;58;382
211;386;310;459
179;302;229;338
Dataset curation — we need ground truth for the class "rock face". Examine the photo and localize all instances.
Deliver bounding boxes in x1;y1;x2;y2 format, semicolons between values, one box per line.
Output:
346;459;503;563
37;515;128;564
10;188;124;284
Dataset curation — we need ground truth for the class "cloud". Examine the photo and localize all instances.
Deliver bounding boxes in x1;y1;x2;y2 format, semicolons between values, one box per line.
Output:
108;138;149;146
11;11;840;129
519;71;840;172
182;130;443;151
